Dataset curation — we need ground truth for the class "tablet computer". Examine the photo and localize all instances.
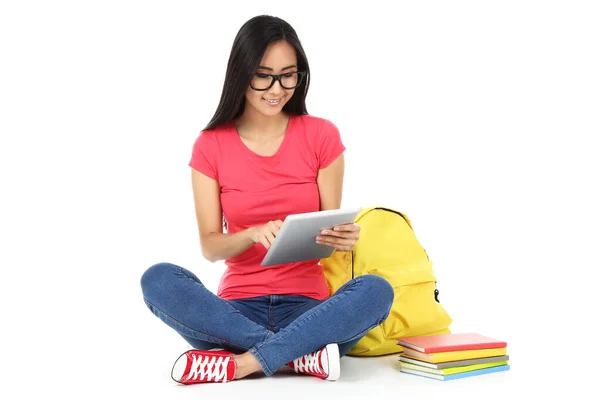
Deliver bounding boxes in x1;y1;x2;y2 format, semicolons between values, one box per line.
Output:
261;207;361;267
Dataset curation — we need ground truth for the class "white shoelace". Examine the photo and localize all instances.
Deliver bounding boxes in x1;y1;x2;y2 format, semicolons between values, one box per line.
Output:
292;350;324;374
188;354;232;382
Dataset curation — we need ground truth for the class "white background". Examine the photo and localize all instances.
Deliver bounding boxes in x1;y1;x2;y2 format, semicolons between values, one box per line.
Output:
1;0;598;398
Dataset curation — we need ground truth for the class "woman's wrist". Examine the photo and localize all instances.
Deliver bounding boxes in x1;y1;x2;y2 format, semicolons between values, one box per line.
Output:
243;226;256;244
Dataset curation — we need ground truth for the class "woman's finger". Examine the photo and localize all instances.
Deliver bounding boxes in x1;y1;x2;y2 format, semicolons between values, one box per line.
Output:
326;241;354;252
260;237;271;249
332;223;360;232
265;230;276;244
269;220;282;231
319;229;359;239
317;236;355;247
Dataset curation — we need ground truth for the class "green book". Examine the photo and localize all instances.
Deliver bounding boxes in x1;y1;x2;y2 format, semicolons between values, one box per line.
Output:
398;354;509;369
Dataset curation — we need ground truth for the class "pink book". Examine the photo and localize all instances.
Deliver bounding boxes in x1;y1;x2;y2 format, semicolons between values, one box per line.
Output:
397;333;506;354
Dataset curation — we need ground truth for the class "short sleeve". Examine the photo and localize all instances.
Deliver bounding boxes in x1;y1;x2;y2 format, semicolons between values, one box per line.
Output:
189;131;218;180
317;119;346;169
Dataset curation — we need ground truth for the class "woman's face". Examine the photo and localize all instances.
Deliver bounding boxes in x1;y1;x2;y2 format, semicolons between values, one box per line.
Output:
244;40;298;118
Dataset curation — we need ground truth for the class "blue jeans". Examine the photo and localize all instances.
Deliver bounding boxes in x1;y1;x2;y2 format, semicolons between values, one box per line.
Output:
140;262;394;376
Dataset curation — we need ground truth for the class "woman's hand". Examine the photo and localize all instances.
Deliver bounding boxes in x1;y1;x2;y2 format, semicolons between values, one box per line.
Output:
316;223;361;252
248;220;283;249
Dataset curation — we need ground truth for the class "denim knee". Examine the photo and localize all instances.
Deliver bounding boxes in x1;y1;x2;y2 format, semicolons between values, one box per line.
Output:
140;262;179;298
355;274;394;319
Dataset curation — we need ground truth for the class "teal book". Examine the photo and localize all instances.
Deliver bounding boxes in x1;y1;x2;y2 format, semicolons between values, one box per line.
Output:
400;364;510;381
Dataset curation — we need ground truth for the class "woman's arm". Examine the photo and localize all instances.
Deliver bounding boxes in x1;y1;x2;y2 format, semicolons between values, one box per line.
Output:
316;153;360;251
316;153;345;211
191;169;256;262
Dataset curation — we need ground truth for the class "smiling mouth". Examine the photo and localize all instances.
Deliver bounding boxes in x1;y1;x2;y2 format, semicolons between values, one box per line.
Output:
263;98;282;105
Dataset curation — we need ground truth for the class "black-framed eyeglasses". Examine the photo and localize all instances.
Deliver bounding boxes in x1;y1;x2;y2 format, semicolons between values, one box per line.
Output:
250;71;307;91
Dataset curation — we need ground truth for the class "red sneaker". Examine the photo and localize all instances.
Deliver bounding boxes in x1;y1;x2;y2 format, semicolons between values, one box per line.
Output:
171;349;237;384
288;343;340;381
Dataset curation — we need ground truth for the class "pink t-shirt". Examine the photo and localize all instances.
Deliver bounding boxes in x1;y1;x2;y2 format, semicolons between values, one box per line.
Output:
189;114;346;301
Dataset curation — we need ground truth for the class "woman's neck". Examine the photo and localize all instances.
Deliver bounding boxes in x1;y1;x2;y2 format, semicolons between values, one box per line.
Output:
236;108;289;139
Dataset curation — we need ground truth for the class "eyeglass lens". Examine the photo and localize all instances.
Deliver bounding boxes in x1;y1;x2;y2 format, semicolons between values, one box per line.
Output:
251;72;302;90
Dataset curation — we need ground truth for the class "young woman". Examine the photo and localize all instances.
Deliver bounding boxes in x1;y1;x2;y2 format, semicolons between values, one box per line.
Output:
140;15;394;384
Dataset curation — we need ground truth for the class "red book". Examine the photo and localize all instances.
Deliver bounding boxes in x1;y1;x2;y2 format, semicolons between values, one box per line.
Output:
397;333;506;354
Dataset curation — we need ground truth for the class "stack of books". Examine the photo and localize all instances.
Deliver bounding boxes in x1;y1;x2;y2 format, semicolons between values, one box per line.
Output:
396;333;510;381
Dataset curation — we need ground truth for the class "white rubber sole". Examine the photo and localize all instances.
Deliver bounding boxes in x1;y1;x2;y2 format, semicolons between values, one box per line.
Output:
323;343;340;381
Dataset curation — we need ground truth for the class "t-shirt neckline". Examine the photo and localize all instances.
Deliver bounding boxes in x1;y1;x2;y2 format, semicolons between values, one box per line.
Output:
232;114;295;159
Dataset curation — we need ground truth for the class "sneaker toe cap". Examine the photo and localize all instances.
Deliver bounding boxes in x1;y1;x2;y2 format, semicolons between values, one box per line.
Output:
171;352;188;382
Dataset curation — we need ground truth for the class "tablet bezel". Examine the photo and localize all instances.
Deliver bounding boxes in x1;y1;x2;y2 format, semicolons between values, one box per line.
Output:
260;207;361;267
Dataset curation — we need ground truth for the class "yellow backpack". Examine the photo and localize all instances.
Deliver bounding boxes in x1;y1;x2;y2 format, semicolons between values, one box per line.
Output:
320;206;453;356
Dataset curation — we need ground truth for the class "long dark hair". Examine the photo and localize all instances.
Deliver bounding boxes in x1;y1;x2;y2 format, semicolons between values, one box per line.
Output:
203;15;310;131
